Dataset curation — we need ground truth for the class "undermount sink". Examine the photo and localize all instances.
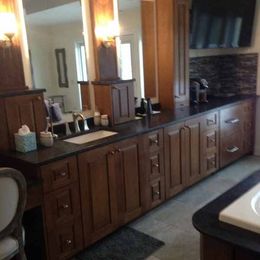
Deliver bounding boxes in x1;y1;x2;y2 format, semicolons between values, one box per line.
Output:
63;130;118;144
219;183;260;234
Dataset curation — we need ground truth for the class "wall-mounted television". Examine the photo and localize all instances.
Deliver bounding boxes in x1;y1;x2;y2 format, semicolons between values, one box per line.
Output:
190;0;257;49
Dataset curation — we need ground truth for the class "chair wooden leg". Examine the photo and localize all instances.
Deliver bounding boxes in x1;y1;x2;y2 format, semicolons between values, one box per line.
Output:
18;248;27;260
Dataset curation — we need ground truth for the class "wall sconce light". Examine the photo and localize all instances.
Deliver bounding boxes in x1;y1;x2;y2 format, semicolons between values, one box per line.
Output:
0;12;17;47
95;20;119;48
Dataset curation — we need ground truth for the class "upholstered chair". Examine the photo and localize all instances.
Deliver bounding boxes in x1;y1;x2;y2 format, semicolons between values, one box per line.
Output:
0;168;27;260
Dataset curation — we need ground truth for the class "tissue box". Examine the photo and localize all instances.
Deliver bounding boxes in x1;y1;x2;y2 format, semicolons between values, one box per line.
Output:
14;132;37;153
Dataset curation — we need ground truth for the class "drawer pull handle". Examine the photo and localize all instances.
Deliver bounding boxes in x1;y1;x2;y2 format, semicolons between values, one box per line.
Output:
62;204;69;209
150;139;158;145
152;163;159;168
153;191;160;196
207;119;215;124
66;239;72;245
208;137;215;143
225;118;240;124
60;172;67;177
226;146;239;153
108;150;115;155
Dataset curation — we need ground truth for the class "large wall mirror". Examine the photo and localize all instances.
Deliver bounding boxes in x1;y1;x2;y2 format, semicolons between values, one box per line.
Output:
20;0;94;122
117;0;159;104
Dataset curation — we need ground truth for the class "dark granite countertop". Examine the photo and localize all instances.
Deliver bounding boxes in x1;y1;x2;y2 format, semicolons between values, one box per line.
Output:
192;171;260;254
0;95;256;166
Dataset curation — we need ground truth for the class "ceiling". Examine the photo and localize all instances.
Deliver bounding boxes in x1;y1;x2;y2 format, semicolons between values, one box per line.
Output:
25;1;82;26
118;0;140;11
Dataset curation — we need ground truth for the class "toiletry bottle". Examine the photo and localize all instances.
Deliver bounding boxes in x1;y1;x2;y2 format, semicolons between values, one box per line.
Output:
140;98;146;115
146;98;153;115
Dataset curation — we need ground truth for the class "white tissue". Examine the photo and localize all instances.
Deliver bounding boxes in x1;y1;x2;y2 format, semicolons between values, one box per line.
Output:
18;125;31;136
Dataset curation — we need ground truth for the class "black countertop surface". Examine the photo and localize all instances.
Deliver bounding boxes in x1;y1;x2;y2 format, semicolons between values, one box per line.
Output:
192;171;260;254
0;95;255;166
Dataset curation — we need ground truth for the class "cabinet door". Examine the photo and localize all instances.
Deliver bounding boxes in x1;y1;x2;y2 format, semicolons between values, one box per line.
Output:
78;145;118;246
112;82;135;124
4;93;46;149
164;122;186;198
174;0;189;107
185;117;203;185
115;138;143;225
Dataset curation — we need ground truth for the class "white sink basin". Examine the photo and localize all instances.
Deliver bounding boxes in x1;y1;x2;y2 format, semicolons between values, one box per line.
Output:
219;183;260;234
63;130;118;144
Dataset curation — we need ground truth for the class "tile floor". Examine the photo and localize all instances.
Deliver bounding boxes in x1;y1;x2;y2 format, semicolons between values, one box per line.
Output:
130;156;260;260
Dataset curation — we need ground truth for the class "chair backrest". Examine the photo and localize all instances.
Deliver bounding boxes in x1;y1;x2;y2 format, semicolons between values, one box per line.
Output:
0;168;27;239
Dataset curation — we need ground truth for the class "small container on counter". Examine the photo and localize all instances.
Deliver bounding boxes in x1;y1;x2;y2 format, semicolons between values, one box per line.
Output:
40;131;54;147
101;114;109;126
14;125;37;153
94;111;101;126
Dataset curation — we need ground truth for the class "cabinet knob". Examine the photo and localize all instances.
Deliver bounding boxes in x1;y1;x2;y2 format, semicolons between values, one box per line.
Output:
152;163;159;168
66;239;72;245
108;150;115;155
175;95;181;99
36;96;42;101
153;191;160;196
62;204;69;209
115;148;121;153
150;139;158;145
208;137;215;143
207;119;215;125
60;172;67;177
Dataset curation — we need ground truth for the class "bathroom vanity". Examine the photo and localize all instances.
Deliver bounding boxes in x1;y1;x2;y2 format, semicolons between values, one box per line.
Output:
0;95;256;260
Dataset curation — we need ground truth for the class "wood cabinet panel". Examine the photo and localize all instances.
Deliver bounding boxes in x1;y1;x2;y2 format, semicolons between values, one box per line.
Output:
185;117;203;185
78;145;118;246
173;0;190;108
44;183;81;229
149;177;165;209
164;122;186;198
220;105;243;137
4;93;46;149
116;138;143;224
112;83;135;124
47;219;83;260
40;156;78;193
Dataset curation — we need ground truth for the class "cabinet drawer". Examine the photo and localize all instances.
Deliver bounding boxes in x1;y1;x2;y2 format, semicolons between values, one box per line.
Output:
202;112;219;131
143;129;163;153
41;156;78;193
221;134;243;168
148;178;165;209
220;105;243;136
47;219;83;260
44;183;81;228
205;153;218;175
205;131;218;150
148;152;163;180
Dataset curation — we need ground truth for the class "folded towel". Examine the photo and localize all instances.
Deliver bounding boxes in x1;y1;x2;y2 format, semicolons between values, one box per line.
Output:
50;103;63;122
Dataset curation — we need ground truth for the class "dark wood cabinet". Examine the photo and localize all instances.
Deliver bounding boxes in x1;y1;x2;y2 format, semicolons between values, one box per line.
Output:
220;104;244;168
78;137;143;246
115;138;143;225
164;122;186;198
140;130;165;210
0;90;46;151
94;81;135;125
173;0;190;108
243;99;255;154
41;156;83;260
78;145;118;246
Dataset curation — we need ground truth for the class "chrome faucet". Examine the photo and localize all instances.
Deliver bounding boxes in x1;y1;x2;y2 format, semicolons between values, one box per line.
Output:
73;112;89;133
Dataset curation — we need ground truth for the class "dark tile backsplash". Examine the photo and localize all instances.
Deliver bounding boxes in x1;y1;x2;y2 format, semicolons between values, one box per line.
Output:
190;53;258;96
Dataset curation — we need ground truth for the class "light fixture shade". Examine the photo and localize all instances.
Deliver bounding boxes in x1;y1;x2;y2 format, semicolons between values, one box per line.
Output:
0;12;17;40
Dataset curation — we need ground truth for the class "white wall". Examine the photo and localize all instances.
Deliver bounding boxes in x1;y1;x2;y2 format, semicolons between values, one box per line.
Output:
190;0;260;155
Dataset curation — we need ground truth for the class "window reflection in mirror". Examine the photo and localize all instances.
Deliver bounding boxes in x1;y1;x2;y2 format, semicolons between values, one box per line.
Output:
22;0;89;114
118;0;145;104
